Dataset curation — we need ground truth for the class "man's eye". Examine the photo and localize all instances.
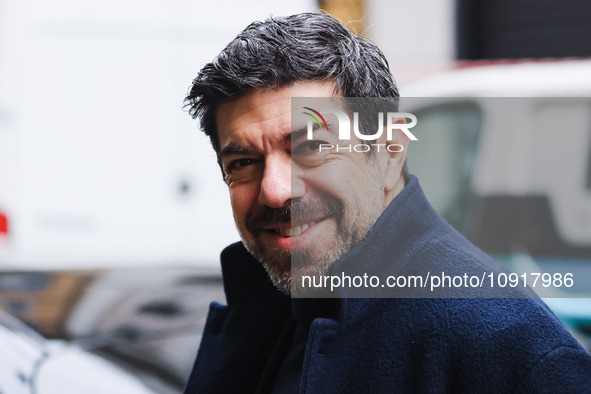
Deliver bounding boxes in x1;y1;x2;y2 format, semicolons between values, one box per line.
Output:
292;140;332;167
294;140;327;154
226;158;256;173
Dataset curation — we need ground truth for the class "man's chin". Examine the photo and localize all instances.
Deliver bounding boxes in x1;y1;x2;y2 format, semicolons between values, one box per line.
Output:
264;263;333;296
249;246;331;296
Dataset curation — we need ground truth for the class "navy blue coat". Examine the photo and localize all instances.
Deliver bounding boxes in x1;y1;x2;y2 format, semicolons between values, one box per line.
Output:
185;177;591;393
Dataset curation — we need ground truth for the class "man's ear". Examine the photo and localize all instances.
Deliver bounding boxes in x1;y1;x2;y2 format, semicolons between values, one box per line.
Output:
382;117;410;192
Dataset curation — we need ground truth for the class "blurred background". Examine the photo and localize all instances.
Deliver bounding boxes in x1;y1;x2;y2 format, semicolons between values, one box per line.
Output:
1;0;591;392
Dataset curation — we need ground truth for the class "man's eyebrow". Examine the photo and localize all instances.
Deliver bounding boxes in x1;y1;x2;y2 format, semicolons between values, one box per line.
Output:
289;121;337;143
286;127;308;143
219;123;338;157
218;143;257;159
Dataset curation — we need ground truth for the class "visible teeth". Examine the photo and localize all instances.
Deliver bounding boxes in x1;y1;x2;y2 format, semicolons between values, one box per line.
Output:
278;223;313;237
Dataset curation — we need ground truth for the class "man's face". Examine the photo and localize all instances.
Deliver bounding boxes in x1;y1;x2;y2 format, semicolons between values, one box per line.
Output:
216;82;406;294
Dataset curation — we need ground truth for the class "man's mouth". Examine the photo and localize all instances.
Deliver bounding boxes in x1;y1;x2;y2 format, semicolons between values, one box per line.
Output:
274;222;312;238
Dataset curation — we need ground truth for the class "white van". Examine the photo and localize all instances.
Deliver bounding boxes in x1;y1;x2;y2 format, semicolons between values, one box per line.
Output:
0;0;313;269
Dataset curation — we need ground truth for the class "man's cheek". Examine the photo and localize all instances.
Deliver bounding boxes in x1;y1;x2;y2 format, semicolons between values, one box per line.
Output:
229;199;248;231
229;188;254;214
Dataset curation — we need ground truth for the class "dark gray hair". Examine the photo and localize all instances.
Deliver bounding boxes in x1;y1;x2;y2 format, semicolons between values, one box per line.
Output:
184;12;408;179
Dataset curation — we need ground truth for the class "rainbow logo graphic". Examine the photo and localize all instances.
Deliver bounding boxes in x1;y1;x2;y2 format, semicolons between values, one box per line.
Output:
302;107;329;131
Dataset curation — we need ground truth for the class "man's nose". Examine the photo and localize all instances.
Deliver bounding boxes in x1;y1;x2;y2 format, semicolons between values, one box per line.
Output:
258;155;302;208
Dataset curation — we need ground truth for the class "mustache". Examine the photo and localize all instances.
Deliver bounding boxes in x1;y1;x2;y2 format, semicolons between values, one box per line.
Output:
245;197;343;235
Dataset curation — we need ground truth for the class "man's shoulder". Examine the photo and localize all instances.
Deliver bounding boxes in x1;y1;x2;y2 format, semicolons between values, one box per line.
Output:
333;296;591;392
349;296;562;336
347;297;585;363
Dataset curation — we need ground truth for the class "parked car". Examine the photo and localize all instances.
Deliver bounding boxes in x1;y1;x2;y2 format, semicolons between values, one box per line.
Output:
0;310;158;394
0;267;225;393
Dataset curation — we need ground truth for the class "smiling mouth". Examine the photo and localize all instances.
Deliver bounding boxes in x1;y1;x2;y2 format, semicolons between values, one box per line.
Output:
267;216;333;238
274;222;313;238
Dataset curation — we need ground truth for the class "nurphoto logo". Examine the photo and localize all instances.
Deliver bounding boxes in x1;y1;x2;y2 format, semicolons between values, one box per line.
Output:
302;106;418;153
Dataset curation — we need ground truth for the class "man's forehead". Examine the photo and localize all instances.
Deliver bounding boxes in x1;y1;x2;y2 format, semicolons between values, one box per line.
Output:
217;93;289;132
215;81;339;145
216;104;291;149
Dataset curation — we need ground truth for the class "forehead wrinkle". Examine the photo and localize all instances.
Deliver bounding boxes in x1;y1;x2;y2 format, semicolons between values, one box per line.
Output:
217;82;341;154
223;99;289;132
292;120;340;142
217;93;289;146
218;111;292;160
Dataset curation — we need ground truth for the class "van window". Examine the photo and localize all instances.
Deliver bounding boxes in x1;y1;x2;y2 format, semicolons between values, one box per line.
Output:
406;102;482;232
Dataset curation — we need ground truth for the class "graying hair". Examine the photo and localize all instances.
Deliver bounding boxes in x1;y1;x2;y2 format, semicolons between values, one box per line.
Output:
184;12;408;180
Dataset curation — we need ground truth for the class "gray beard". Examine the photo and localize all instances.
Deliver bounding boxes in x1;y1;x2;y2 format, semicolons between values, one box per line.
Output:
254;230;350;295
